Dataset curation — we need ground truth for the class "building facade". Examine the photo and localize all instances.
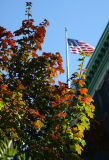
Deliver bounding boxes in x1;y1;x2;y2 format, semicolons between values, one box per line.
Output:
83;22;109;160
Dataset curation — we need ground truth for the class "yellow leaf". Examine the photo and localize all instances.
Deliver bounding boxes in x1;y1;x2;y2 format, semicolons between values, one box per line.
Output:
26;51;31;56
74;137;79;140
87;111;94;118
11;93;16;99
34;120;44;130
78;63;85;67
0;101;4;110
66;128;72;132
75;144;82;155
75;72;81;77
77;125;85;132
86;53;91;57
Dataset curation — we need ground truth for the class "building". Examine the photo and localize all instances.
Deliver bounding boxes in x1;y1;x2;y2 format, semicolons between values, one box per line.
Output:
83;22;109;160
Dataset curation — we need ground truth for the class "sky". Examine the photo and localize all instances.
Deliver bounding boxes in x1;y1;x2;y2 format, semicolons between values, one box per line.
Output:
0;0;109;85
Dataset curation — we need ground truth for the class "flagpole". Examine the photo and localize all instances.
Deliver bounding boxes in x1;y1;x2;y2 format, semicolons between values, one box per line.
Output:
65;27;70;88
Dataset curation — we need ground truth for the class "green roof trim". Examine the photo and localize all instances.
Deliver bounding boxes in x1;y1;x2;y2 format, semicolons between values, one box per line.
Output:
86;22;109;97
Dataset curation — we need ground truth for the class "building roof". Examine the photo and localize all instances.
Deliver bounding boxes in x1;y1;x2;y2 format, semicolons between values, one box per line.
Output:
86;22;109;97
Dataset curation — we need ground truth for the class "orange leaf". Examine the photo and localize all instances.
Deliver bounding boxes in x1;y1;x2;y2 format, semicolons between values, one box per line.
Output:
57;98;63;103
90;104;95;111
9;119;13;122
10;39;15;48
82;74;86;79
19;101;25;105
64;95;74;101
58;81;65;87
64;101;71;106
32;51;38;58
0;84;7;91
72;127;78;133
4;66;8;72
78;80;85;87
55;124;60;131
13;133;18;138
58;112;63;118
79;132;84;138
51;133;58;141
83;96;93;104
79;88;87;95
73;79;78;84
66;128;72;132
43;147;52;152
49;78;55;84
58;112;66;118
51;102;59;107
78;95;82;101
63;112;67;118
19;84;24;90
81;68;87;73
34;110;39;116
11;128;15;132
5;106;9;111
62;89;66;95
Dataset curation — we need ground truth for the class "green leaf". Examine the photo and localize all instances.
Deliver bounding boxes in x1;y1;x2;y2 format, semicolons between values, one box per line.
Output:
81;139;86;147
70;145;75;152
0;101;4;110
4;98;10;101
69;132;74;139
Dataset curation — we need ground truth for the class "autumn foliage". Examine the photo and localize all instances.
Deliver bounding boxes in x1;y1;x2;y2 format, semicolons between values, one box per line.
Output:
0;2;95;160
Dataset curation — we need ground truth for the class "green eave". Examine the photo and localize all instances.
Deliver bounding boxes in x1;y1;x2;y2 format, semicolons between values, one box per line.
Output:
86;22;109;97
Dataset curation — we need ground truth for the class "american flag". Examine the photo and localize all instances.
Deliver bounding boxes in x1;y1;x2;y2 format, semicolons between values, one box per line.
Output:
68;38;94;54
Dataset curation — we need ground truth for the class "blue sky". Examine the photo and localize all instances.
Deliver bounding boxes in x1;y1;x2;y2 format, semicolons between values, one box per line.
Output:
0;0;109;84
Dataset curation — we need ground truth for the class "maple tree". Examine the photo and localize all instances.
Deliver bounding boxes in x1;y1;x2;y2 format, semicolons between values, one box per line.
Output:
0;2;95;160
